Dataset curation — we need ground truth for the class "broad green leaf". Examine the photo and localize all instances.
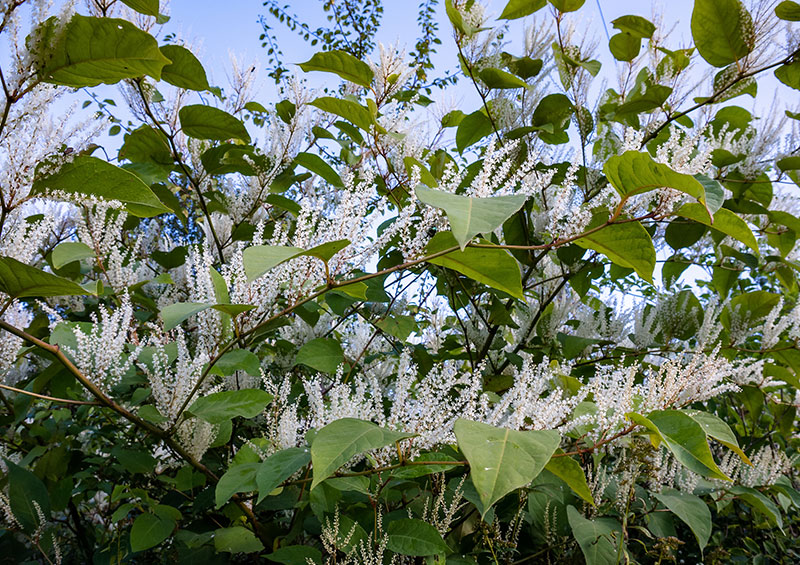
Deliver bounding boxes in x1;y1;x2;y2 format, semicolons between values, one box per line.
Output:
776;60;800;90
208;350;261;377
391;452;460;479
130;513;174;552
386;518;449;556
604;151;712;215
0;257;89;298
611;15;656;38
730;486;784;530
574;216;656;283
38;15;170;86
179;105;250;142
112;447;156;474
187;389;273;424
120;0;159;15
676;203;757;252
256;447;311;503
52;242;94;269
776;1;800;20
545;454;594;505
303;240;351;262
309;97;373;131
159;44;209;90
310;418;413;489
266;545;322;565
478;67;528;89
213;526;264;553
215;462;259;508
294;338;343;374
682;409;751;465
161;302;213;331
33;156;170;217
425;232;524;299
549;0;585;12
298;50;374;88
691;0;754;67
6;460;50;533
119;125;173;167
532;93;573;144
631;411;730;480
567;506;621;565
499;0;547;19
694;174;725;215
456;110;493;152
243;245;304;281
720;290;780;331
653;488;712;550
403;156;438;187
294;152;343;187
212;303;256;318
454;419;560;516
415;185;527;249
609;33;641;62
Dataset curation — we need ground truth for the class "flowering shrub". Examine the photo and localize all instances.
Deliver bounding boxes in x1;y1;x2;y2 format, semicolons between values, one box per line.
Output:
2;0;800;562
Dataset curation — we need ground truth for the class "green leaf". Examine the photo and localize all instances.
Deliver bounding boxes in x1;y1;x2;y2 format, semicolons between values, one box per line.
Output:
0;257;89;298
267;545;322;565
415;185;527;249
179;105;250;142
120;0;159;16
776;1;800;20
187;389;273;424
604;151;712;214
386;518;449;556
130;513;174;552
719;290;780;331
454;419;560;516
567;506;621;565
294;152;343;187
6;460;50;533
112;447;156;474
33;156;170;217
213;526;264;553
549;0;585;12
403;156;438;187
298;50;374;88
545;454;594;505
611;15;656;38
776;60;800;90
243;245;304;281
456;110;494;152
256;447;311;503
309;97;373;131
676;203;758;252
691;0;754;67
294;338;343;374
159;44;209;90
215;462;259;508
52;242;94;269
682;409;751;465
208;350;261;377
631;411;730;481
693;174;725;214
653;488;712;550
499;0;547;19
160;302;213;331
478;67;528;89
425;232;524;299
38;15;170;86
730;486;784;530
304;240;351;262
609;33;641;62
310;418;413;489
574;216;656;283
532;93;574;144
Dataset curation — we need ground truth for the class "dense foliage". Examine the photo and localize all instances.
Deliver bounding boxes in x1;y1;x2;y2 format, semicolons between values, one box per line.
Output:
2;0;800;562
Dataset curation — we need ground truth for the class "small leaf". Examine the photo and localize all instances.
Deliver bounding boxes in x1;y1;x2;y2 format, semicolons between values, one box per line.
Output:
776;1;800;21
160;302;213;331
415;185;527;249
298;50;374;88
295;338;343;374
549;0;585;12
386;518;449;556
478;67;528;89
545;454;594;505
242;245;305;281
38;15;170;87
567;506;622;565
214;526;264;553
691;0;754;67
159;44;209;90
454;419;560;516
611;15;656;38
653;488;712;550
609;33;641;62
215;462;260;508
456;110;493;152
256;447;311;503
0;257;89;298
130;513;174;552
52;242;94;269
179;105;250;142
208;350;261;377
295;152;343;187
310;418;413;489
425;232;524;299
33;156;170;217
499;0;547;19
187;389;273;424
309;97;373;131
